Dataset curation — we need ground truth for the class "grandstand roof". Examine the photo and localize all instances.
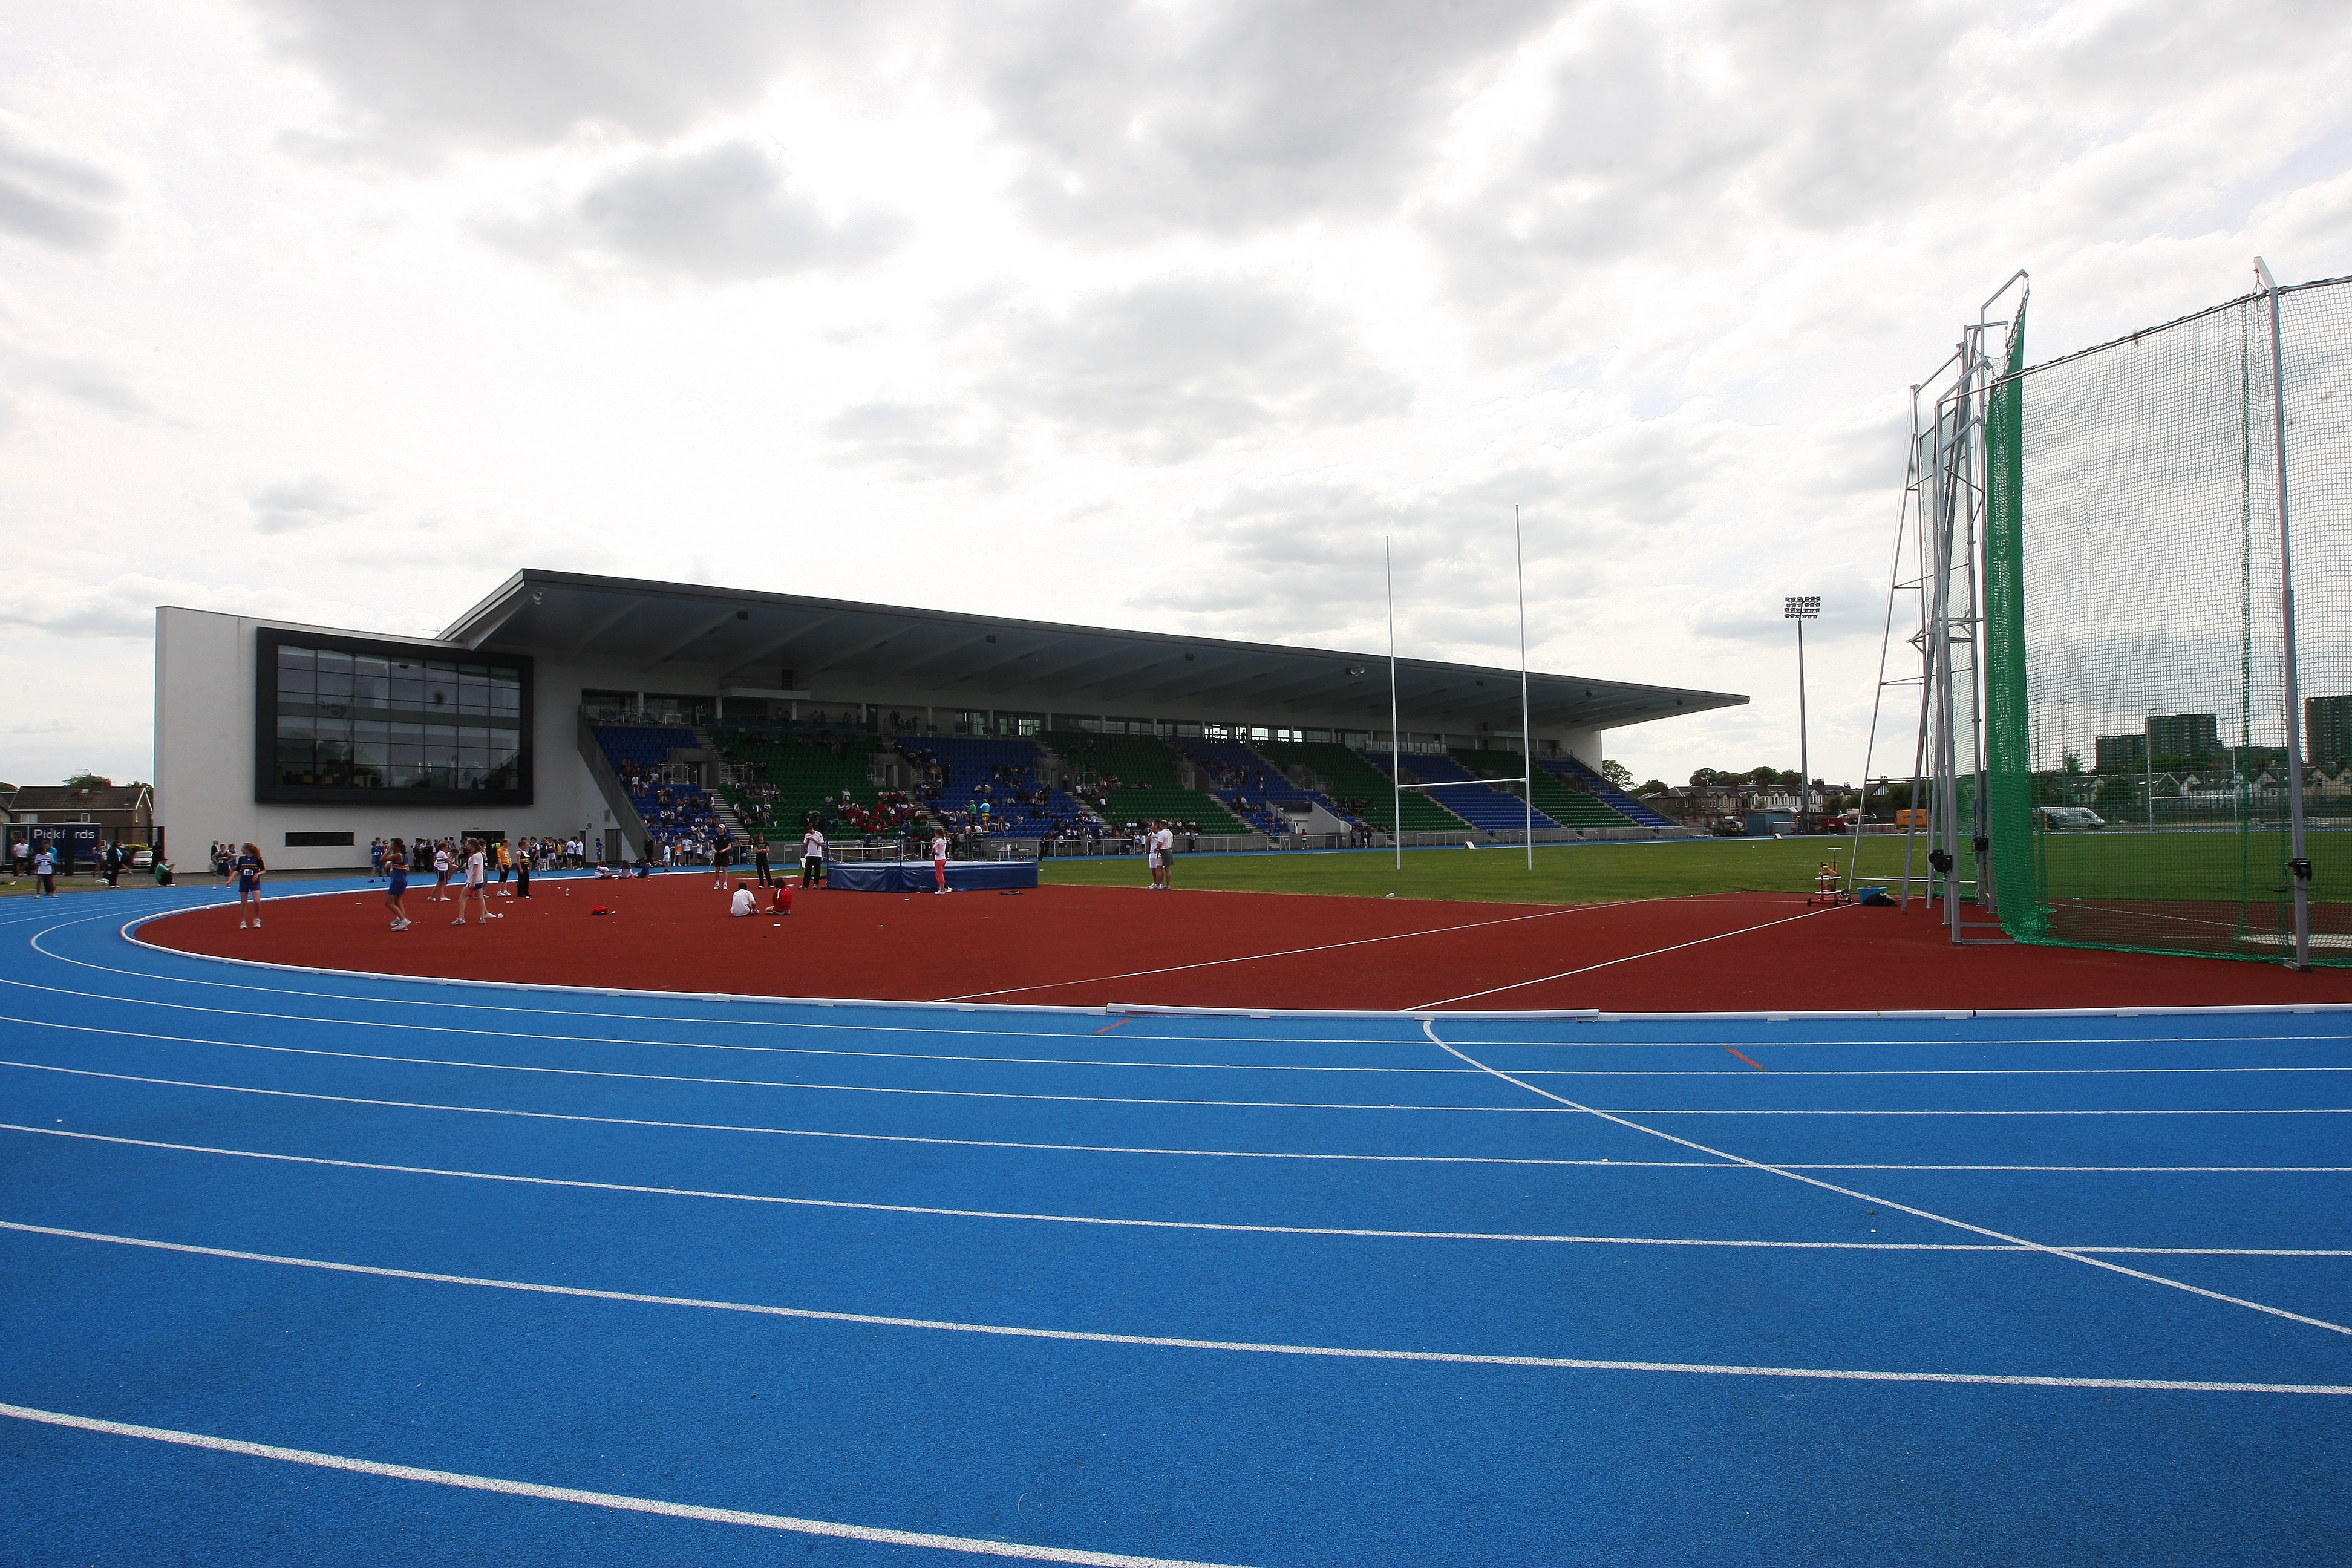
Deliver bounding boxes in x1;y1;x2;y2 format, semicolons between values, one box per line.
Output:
443;569;1743;732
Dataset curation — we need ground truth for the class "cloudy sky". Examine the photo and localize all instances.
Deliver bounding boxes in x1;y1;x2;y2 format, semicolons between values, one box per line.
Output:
4;0;2348;789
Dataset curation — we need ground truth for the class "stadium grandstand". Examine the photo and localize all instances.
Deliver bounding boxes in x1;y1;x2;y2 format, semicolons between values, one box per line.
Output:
154;569;1744;867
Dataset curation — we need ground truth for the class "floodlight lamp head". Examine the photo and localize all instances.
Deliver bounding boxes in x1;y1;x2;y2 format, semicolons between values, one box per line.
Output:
1783;596;1820;619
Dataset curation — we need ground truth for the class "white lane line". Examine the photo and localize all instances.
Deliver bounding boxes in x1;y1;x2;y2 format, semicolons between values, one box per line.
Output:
8;1215;2345;1275
10;1021;2342;1119
33;911;1420;1045
1423;1022;2352;1339
5;1223;2348;1394
1759;1165;2352;1173
0;1126;1987;1249
930;900;1635;1002
1582;1108;2352;1117
0;1028;1544;1114
0;1403;1248;1566
1412;905;1855;1009
18;964;2352;1080
30;912;2352;1050
11;1055;2352;1177
0;974;1455;1073
7;1132;2344;1258
10;1050;2352;1174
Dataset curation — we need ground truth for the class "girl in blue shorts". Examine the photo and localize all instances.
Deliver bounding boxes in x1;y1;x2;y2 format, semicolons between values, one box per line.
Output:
384;838;411;931
234;842;267;929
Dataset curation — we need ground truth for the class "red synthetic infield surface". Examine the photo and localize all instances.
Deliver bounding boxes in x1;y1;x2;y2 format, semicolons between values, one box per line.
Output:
138;876;2352;1011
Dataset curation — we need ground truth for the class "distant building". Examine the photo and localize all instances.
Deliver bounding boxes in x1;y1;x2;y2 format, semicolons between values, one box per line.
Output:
2;783;154;838
2147;713;2220;760
2308;694;2352;768
2094;733;2148;773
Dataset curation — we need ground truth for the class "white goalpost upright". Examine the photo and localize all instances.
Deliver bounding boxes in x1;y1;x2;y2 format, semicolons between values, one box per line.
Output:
1383;513;1539;872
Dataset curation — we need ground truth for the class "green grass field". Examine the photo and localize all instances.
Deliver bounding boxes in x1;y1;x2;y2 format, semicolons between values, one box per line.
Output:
1039;837;1954;906
1037;828;2347;917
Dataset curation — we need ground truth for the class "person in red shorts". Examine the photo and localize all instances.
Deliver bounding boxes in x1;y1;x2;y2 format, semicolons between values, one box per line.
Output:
931;829;950;895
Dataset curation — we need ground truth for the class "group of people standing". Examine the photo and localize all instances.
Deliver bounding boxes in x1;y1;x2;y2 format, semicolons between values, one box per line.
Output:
374;836;519;932
1140;820;1179;889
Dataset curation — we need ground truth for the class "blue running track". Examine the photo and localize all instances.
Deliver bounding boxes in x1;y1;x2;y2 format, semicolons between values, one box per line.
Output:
2;879;2348;1564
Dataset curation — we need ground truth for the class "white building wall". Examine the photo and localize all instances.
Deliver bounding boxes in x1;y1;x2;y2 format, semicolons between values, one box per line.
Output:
1559;727;1606;769
155;606;615;871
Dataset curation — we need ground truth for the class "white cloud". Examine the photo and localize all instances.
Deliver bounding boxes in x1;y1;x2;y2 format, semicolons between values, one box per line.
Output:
250;0;878;162
0;573;382;639
958;0;1563;243
0;122;123;252
977;274;1413;463
481;140;909;281
249;476;369;535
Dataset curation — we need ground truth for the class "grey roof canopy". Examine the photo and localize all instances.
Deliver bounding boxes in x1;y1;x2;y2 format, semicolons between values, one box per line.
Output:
443;570;1744;733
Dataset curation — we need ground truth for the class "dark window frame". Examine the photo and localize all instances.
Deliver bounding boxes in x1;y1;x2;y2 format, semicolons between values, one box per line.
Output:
256;628;534;806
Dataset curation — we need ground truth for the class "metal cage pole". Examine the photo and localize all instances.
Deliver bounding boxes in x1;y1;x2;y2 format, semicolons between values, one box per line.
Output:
1517;506;1534;870
1929;376;1969;936
2257;258;2314;970
1387;535;1403;871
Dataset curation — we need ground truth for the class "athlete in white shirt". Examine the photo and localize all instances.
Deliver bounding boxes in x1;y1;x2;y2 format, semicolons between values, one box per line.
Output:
931;832;950;895
454;841;498;924
801;828;827;889
1144;820;1165;889
728;881;757;916
1152;823;1177;890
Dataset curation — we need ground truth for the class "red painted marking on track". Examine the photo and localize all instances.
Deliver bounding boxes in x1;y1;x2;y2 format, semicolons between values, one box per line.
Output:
136;878;2352;1013
1091;1018;1132;1034
1724;1048;1768;1072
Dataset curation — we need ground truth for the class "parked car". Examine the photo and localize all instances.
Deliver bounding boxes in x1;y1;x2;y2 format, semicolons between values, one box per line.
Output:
2035;806;2106;831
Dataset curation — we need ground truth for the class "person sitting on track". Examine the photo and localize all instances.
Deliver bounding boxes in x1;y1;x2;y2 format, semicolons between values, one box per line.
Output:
728;879;757;917
766;881;794;915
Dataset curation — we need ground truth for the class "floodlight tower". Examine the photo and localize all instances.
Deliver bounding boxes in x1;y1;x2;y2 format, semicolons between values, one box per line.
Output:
1785;596;1820;833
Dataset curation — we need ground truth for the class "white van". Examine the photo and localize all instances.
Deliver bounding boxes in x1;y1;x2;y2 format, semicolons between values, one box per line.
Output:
2035;806;2106;831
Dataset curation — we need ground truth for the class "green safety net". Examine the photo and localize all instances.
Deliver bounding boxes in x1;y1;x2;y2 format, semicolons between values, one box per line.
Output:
1982;276;2352;964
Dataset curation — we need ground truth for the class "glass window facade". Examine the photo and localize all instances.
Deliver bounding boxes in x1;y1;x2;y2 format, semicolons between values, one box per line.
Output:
258;633;531;803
